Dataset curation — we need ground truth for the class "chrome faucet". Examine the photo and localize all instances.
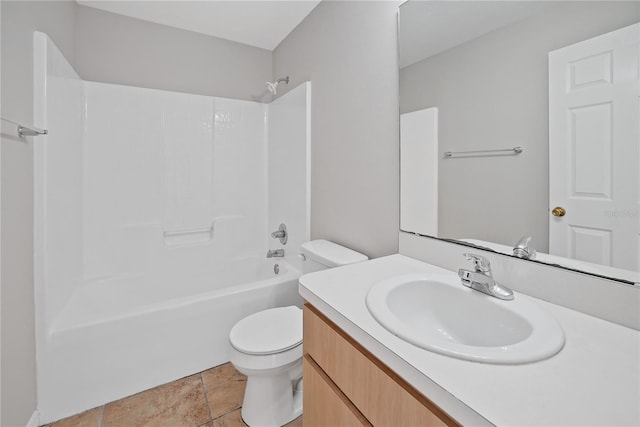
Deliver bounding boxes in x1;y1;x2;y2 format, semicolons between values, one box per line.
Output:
458;253;514;300
266;249;284;258
513;236;536;260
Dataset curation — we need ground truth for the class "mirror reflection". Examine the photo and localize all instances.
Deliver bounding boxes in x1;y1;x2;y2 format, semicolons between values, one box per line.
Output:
399;1;639;284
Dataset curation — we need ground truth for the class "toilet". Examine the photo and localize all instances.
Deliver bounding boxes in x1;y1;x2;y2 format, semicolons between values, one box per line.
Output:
228;239;368;427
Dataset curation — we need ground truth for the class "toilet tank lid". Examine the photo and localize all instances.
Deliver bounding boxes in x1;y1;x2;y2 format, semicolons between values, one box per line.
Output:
301;239;368;267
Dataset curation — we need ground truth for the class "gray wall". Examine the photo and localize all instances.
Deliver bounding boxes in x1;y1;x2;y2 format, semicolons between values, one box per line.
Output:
400;1;639;252
273;1;400;259
1;2;77;425
76;5;273;101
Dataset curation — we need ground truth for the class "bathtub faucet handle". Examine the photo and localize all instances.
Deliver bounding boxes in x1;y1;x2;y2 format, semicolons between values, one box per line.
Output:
270;223;288;245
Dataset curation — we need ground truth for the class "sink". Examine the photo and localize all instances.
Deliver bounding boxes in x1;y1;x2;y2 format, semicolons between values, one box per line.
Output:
366;274;565;364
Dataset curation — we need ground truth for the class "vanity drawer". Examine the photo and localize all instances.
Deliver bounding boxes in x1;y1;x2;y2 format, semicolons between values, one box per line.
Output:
303;354;371;426
303;303;458;427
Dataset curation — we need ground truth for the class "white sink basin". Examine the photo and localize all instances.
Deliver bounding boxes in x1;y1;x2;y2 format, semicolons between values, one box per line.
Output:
366;274;565;364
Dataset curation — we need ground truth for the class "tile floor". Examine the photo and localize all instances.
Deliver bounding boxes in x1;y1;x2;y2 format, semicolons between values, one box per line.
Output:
46;363;302;427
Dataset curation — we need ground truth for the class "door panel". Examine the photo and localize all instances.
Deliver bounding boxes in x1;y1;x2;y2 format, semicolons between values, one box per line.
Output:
549;23;639;271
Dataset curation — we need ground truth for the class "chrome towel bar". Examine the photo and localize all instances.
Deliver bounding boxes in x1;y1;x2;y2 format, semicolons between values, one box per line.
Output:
444;146;523;158
1;116;48;138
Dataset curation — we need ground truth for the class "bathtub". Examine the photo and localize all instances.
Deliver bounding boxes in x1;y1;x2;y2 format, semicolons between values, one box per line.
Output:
38;258;302;423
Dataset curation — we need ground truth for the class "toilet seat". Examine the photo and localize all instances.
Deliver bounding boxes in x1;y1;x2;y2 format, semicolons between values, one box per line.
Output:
229;306;302;355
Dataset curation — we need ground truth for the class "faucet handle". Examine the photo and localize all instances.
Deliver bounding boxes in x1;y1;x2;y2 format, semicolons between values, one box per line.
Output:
463;253;491;273
270;223;288;245
513;235;536;260
515;235;532;248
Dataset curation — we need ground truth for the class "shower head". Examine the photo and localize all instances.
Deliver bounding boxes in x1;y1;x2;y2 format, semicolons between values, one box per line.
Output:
265;76;290;95
266;81;278;95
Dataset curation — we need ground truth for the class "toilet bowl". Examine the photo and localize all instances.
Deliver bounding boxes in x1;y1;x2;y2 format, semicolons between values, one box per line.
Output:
229;306;303;427
228;240;368;427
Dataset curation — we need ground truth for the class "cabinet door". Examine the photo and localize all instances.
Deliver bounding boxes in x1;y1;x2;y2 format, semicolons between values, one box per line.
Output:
304;304;458;427
303;355;371;427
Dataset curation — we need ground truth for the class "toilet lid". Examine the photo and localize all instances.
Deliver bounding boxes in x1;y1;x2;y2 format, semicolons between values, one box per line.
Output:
230;306;303;355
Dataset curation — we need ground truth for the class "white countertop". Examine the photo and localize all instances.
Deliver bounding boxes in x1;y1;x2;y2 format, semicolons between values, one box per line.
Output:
298;254;640;426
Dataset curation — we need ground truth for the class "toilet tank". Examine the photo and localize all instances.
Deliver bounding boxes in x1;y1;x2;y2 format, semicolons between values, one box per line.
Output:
300;240;368;274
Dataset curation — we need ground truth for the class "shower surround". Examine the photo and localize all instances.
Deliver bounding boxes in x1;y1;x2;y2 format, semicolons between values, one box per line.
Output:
33;32;310;423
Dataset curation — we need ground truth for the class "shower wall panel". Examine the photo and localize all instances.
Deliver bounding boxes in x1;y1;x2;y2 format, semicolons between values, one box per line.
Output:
33;32;84;327
267;83;311;270
83;83;268;282
211;97;268;260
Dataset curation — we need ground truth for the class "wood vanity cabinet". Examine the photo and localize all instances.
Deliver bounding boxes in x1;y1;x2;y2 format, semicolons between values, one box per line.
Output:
303;303;459;427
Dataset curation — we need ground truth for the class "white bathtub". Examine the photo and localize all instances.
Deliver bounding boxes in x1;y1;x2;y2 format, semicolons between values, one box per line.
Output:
38;258;302;423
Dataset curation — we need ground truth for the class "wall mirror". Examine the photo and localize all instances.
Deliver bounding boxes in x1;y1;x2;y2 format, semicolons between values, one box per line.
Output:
399;1;639;285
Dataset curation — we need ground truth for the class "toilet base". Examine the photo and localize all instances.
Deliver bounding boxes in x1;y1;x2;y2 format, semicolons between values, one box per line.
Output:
240;371;303;427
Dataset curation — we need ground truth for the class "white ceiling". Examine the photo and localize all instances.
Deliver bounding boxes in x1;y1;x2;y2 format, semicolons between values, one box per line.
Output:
77;1;321;51
399;1;559;68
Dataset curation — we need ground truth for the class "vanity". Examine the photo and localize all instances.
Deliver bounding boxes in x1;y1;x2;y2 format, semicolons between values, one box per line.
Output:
303;303;454;426
299;253;640;426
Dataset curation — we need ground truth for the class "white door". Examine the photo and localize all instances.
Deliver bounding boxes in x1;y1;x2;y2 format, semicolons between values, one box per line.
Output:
549;23;639;271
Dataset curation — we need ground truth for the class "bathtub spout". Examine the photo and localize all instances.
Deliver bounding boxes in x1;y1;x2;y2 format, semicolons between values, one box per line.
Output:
267;249;285;258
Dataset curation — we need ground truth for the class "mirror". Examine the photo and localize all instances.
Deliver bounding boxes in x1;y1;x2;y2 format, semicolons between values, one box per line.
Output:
399;1;639;284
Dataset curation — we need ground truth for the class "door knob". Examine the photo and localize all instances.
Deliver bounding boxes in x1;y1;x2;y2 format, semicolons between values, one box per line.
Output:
551;207;566;217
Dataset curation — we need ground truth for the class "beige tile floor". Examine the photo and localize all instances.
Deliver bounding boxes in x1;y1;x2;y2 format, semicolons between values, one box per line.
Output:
46;363;303;427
